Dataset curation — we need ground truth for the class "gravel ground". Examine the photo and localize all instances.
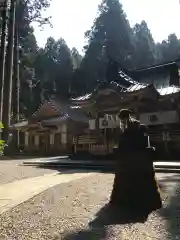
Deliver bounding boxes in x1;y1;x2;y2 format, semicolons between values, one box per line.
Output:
0;172;179;240
0;160;60;184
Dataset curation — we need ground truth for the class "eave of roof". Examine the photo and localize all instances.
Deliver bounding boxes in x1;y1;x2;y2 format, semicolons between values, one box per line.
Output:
157;86;180;95
71;83;180;104
131;61;180;73
71;93;92;101
10;121;29;129
126;83;147;92
42;115;69;125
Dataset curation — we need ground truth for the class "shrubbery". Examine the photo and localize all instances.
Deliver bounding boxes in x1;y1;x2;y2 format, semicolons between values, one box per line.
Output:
0;122;5;155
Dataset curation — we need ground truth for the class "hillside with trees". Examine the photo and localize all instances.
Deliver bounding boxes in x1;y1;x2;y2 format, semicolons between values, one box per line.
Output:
2;0;180;118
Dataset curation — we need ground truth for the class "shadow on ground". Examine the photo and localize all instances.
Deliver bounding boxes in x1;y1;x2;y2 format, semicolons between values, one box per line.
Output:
63;203;149;240
63;174;180;240
158;174;180;239
34;164;115;174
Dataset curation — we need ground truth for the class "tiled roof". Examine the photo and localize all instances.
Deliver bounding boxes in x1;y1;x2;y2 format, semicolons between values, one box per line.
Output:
71;68;148;102
70;105;82;109
118;70;140;86
71;93;92;101
157;86;180;95
42;114;69;124
126;83;147;92
52;100;90;123
126;84;180;95
71;84;180;102
71;63;180;102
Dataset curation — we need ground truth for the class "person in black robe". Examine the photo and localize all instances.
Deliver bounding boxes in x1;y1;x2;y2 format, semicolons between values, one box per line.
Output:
110;109;162;217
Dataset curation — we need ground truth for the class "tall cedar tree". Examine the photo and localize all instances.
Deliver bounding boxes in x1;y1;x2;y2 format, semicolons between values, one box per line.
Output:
79;0;135;93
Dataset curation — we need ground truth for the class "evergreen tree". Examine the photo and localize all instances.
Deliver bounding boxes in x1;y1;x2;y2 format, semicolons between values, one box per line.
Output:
133;21;158;69
156;34;180;63
99;0;135;66
54;38;74;98
14;0;52;117
10;0;180;110
79;0;135;92
71;47;82;69
35;37;74;99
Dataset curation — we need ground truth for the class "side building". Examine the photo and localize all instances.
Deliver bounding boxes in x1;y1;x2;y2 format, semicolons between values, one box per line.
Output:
11;98;90;156
71;61;180;158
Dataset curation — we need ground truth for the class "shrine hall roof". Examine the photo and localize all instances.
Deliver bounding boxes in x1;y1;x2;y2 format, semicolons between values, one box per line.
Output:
71;60;180;102
30;97;90;124
127;84;180;95
71;68;144;102
71;84;180;103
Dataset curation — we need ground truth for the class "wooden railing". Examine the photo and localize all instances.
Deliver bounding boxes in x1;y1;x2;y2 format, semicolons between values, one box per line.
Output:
73;135;98;144
169;130;180;141
149;133;162;142
149;130;180;142
74;130;180;146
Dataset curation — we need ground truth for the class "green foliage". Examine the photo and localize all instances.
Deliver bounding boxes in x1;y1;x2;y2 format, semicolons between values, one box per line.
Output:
0;140;5;155
17;0;52;26
0;122;4;129
77;0;136;92
71;48;82;69
156;34;180;63
13;0;52;117
15;0;180;114
0;122;5;155
132;21;158;69
35;37;75;99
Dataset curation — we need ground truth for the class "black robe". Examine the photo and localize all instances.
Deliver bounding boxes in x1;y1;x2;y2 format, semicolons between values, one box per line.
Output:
110;120;162;214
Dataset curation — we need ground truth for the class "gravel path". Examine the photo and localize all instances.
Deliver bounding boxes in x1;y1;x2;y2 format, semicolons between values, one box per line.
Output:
0;172;179;240
0;160;60;184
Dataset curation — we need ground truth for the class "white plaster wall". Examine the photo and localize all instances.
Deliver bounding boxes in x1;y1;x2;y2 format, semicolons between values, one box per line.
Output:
140;110;179;126
99;115;120;129
89;119;96;130
35;136;39;146
56;124;67;133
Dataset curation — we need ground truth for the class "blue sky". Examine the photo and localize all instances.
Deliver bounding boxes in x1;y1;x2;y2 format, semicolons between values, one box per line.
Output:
33;0;180;53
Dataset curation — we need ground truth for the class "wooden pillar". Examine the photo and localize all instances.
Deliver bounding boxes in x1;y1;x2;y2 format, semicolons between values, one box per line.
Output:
163;125;170;157
25;132;29;148
35;135;39;148
50;133;54;145
61;124;67;144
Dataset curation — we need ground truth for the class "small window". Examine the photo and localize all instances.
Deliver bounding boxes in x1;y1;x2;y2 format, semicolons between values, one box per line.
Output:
102;119;108;127
150;115;158;122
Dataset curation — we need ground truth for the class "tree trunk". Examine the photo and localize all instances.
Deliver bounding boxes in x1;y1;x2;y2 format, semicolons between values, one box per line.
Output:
11;16;20;151
0;0;8;122
2;0;16;152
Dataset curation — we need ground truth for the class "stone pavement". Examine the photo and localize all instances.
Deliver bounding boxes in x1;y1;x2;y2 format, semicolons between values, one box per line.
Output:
0;172;179;239
0;170;95;215
0;159;61;185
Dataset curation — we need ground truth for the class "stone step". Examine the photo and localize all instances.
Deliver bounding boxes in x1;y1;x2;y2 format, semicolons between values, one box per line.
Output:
22;160;180;173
